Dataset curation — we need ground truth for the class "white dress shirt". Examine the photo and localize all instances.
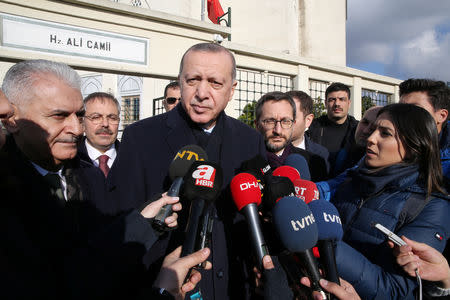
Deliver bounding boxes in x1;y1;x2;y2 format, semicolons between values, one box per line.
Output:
85;139;117;168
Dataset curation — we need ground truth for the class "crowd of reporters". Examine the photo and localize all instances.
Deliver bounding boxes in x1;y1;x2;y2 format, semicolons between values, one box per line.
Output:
0;42;449;300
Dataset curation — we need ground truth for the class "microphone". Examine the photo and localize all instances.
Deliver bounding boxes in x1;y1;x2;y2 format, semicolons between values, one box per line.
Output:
262;175;295;212
272;196;326;300
153;145;207;231
240;154;272;183
292;178;320;204
285;154;311;180
272;165;301;183
308;199;343;287
230;172;269;267
181;161;223;258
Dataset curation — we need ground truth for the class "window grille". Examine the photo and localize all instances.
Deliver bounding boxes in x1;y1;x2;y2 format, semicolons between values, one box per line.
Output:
361;89;391;107
121;95;140;128
130;0;142;7
153;96;165;116
309;80;329;103
309;80;330;117
235;69;292;126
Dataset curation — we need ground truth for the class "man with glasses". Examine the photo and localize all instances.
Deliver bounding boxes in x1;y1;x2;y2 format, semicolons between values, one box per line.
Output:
163;81;181;112
255;91;328;181
78;92;120;177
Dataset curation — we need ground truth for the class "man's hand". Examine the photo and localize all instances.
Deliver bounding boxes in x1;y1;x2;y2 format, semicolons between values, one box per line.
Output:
140;192;181;227
153;246;211;300
301;277;361;300
390;236;450;287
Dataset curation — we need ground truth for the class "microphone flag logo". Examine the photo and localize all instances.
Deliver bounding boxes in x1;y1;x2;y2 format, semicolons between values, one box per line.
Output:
192;165;216;188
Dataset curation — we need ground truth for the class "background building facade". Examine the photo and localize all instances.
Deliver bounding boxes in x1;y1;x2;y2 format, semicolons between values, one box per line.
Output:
0;0;401;136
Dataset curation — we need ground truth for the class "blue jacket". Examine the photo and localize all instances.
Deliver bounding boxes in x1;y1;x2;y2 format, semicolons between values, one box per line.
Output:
331;167;450;300
318;121;450;200
440;121;449;190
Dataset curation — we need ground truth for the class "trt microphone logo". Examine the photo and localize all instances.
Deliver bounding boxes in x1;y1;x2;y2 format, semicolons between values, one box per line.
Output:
295;186;307;200
322;212;342;224
175;150;205;161
239;181;259;191
192;165;216;188
290;213;316;231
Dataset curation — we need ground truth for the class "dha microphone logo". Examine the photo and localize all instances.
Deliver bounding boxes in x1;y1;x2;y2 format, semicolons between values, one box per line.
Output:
290;213;316;231
192;165;216;188
175;150;205;161
239;181;259;191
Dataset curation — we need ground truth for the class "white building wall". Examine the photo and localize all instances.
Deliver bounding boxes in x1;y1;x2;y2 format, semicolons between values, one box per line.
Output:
0;0;401;125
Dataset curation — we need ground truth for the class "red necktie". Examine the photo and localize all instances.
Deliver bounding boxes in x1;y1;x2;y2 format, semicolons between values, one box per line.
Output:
98;155;110;177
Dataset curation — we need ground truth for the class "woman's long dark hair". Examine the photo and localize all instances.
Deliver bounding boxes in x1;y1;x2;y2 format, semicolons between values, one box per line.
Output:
378;103;445;195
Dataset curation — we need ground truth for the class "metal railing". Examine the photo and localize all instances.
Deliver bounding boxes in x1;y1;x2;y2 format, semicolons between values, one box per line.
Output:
235;68;292;126
361;89;391;107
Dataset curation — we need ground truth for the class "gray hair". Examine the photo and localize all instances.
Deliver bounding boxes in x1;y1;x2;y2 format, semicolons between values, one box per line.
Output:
179;43;236;81
83;92;121;115
2;59;81;107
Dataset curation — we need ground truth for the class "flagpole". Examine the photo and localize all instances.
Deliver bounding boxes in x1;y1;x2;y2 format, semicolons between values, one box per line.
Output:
201;0;206;21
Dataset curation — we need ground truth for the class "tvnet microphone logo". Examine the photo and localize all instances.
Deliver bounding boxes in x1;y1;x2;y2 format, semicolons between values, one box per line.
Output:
192;165;216;188
175;150;205;161
239;181;259;191
290;213;316;231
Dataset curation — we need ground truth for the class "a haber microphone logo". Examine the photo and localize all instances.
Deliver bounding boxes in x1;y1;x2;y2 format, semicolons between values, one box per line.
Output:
192;165;216;188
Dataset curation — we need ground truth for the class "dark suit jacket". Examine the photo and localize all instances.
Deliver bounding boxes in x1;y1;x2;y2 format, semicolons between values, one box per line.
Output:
304;135;330;176
0;136;162;299
76;136;121;214
109;104;266;299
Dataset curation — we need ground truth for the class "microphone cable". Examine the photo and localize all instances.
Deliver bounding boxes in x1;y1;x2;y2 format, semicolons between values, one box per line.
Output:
415;268;422;300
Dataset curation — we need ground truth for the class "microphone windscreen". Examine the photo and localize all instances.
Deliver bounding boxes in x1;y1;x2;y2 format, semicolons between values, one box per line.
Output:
240;154;272;184
272;196;318;252
308;199;343;241
285;154;311;181
293;179;320;203
169;145;208;180
262;175;295;211
230;173;262;211
273;165;301;183
182;161;223;203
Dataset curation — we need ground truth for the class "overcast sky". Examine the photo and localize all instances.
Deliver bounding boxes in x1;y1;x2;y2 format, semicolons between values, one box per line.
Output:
346;0;450;81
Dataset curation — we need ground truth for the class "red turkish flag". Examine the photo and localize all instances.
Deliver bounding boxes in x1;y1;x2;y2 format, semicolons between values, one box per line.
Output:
207;0;224;24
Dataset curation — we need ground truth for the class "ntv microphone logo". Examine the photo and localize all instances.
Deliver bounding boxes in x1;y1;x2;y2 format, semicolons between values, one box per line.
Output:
192;165;216;188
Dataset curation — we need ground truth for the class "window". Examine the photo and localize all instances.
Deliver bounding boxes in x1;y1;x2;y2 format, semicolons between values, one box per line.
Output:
121;95;140;127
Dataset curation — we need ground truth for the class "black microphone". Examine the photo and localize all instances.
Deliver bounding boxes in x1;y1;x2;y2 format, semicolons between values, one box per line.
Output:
309;199;343;288
153;145;207;231
181;161;223;258
262;175;295;213
272;196;327;300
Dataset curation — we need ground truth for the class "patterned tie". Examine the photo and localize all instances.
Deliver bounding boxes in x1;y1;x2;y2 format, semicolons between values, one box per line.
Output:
44;173;66;205
98;155;110;177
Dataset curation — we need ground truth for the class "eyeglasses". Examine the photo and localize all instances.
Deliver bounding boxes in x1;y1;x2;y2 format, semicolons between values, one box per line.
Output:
165;97;180;105
85;114;120;125
260;118;294;129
